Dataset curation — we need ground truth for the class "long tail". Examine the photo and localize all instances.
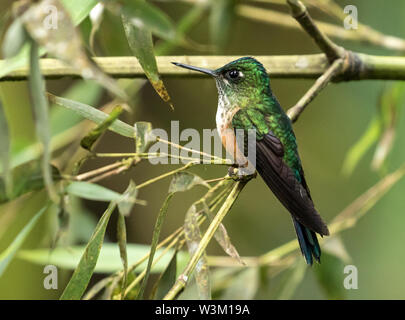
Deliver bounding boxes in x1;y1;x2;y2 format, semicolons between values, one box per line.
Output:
292;217;321;265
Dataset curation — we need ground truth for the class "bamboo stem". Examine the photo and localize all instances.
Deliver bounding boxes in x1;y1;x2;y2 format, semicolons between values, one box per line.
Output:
3;53;405;81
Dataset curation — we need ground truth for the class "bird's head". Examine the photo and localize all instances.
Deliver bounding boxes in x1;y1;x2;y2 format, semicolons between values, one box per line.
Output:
172;57;272;108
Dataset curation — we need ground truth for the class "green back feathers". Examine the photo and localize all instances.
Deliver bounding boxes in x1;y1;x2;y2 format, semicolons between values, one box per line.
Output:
225;58;301;177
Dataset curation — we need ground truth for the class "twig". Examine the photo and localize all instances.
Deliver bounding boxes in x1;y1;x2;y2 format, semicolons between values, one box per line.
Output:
74;161;125;181
136;162;196;190
157;137;227;163
287;58;343;122
236;4;405;52
286;0;344;62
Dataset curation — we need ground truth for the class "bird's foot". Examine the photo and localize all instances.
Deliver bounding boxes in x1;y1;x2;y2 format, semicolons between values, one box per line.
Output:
227;165;256;182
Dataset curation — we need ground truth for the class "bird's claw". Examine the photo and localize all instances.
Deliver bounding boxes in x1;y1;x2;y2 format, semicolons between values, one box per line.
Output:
227;166;256;181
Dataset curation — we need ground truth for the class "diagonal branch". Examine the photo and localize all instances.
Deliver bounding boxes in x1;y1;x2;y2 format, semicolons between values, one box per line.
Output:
287;58;343;122
286;0;345;62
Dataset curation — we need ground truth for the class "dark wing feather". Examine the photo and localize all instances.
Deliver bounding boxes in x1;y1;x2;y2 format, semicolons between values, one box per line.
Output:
255;133;329;236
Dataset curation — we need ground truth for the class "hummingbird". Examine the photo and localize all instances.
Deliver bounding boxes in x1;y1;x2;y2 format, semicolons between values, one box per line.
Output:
173;57;329;265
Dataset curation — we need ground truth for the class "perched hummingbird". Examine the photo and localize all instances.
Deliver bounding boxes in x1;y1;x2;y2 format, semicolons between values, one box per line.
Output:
173;57;329;265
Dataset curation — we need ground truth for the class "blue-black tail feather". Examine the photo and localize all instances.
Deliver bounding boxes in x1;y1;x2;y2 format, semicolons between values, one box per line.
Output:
292;217;321;265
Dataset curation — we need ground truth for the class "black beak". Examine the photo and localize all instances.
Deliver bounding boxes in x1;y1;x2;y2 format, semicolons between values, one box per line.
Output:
172;62;216;77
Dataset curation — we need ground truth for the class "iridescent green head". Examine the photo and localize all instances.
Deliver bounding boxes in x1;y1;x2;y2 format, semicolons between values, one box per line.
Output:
172;57;272;108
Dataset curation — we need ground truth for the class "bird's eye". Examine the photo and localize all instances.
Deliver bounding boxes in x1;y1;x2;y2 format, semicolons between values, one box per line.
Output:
225;69;241;81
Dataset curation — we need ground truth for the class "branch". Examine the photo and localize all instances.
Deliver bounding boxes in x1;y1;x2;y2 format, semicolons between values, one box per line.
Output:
284;0;346;121
287;58;343;122
237;5;405;52
286;0;344;61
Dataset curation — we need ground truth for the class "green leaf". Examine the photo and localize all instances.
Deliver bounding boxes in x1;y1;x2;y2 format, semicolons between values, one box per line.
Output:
134;121;153;153
184;204;211;299
2;18;28;59
80;105;123;151
0;160;61;204
50;81;103;136
0;205;49;277
66;181;122;202
151;248;177;300
202;201;242;264
6;81;102;171
117;180;138;216
0;0;98;79
28;41;58;202
47;93;134;137
155;3;208;55
342;116;381;176
18;243;189;274
343;82;405;175
119;0;177;41
137;193;174;299
220;267;259;300
371;82;405;171
168;172;209;193
20;0;126;100
116;211;128;299
0;98;12;198
60;202;116;300
122;13;173;109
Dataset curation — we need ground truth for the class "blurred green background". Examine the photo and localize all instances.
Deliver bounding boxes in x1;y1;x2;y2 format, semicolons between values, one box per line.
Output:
1;0;405;299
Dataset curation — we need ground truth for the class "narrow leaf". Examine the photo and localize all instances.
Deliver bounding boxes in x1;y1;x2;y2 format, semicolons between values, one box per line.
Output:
18;243;189;274
28;41;58;202
66;181;122;202
342;116;381;176
168;172;209;194
117;180;138;216
47;93;134;137
0;205;49;277
80;105;123;150
137;193;174;299
122;12;173;108
2;18;28;59
134;121;153;153
117;211;128;299
371;82;405;171
155;3;208;55
184;204;211;299
151;249;177;300
202;201;243;264
118;0;177;41
60;202;116;300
